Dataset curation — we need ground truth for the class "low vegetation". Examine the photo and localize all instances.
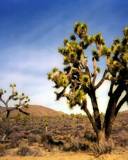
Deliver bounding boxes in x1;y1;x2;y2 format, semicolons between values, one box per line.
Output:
0;109;127;157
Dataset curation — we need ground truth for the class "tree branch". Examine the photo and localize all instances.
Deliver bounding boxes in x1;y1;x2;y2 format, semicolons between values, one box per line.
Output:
95;69;107;89
115;93;128;117
92;58;97;86
6;110;10;118
80;60;92;82
6;95;15;105
5;107;30;118
108;81;114;97
81;100;98;134
88;85;101;131
18;108;30;115
104;84;125;138
0;97;7;108
6;107;17;118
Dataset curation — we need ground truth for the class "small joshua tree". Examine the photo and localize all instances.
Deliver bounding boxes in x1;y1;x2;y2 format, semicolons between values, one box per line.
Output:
44;118;48;133
48;22;128;150
0;83;30;118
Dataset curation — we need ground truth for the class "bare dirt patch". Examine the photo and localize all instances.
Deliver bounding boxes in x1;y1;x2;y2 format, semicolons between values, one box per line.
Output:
0;149;128;160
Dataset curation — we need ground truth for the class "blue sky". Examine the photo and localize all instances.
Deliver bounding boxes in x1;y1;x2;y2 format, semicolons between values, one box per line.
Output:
0;0;128;113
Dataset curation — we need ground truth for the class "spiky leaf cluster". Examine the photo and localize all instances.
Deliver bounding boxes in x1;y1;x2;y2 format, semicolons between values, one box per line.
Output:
48;68;69;88
9;84;30;108
106;27;128;86
48;22;128;108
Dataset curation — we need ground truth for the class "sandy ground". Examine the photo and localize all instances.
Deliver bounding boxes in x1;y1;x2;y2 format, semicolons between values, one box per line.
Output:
0;150;128;160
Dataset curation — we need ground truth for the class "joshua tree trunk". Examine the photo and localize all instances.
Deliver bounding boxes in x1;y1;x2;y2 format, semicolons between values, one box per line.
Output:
104;84;124;139
83;84;115;151
88;86;102;139
97;130;106;144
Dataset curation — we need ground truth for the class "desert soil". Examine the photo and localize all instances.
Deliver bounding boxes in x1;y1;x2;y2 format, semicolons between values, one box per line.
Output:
0;150;128;160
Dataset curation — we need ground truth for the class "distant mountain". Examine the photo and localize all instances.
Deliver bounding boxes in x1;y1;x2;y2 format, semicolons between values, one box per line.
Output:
0;105;127;118
0;105;64;117
26;105;64;117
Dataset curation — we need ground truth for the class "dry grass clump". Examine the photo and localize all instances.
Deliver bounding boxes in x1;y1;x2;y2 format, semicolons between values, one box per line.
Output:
0;143;6;156
17;140;32;156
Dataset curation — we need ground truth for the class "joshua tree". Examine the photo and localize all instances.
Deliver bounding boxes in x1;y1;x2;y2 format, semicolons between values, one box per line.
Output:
0;84;30;118
48;22;128;149
44;118;48;133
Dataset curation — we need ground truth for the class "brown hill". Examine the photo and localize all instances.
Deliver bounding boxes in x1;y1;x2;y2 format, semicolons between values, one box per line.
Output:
0;105;127;118
0;105;64;117
26;105;64;117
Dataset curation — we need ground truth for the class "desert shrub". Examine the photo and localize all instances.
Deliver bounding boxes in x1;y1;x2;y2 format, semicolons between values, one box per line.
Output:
30;128;42;134
0;120;12;136
63;141;80;151
89;142;112;156
41;133;64;151
17;140;32;156
79;140;89;151
11;125;21;132
120;140;128;147
28;133;41;144
63;142;72;151
84;132;97;142
0;144;6;156
14;113;22;122
17;146;32;156
9;131;28;148
70;137;80;151
41;133;51;151
41;132;48;143
30;147;42;156
28;133;37;144
63;137;81;151
117;130;128;147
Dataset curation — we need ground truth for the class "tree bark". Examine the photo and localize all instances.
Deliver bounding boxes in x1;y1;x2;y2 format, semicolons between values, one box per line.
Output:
104;85;124;139
88;86;101;132
114;93;128;117
96;130;113;154
97;130;106;144
81;101;98;134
